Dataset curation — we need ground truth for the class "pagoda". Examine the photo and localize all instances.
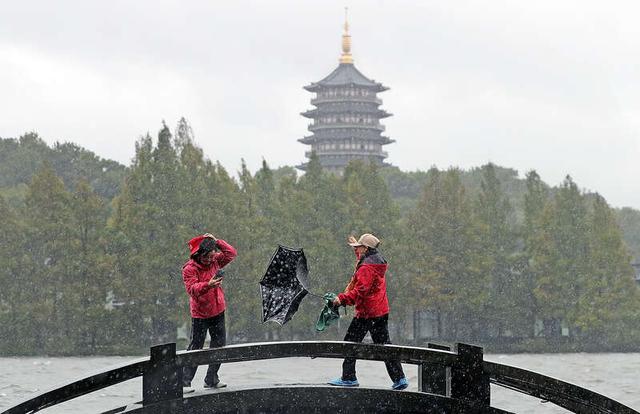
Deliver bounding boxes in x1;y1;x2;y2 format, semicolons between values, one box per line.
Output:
297;12;394;173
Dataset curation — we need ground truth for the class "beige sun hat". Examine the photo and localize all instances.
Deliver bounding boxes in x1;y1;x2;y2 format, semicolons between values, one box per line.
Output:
348;233;381;249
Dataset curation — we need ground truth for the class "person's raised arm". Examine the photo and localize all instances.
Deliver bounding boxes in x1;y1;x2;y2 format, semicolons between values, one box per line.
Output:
213;238;237;268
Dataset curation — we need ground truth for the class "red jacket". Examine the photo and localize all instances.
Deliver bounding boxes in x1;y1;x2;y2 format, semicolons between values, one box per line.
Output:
338;251;390;318
182;239;237;318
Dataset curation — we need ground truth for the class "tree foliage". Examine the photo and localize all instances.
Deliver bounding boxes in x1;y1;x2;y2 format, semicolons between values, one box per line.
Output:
1;125;639;354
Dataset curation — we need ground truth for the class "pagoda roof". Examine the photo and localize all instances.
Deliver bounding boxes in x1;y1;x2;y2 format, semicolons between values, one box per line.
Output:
304;63;387;92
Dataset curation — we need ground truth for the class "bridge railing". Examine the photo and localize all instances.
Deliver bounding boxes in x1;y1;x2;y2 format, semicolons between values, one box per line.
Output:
2;341;637;414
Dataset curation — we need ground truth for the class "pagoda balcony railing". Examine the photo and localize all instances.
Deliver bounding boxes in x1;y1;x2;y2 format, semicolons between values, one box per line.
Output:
301;135;393;143
305;150;388;158
311;96;382;105
308;123;385;132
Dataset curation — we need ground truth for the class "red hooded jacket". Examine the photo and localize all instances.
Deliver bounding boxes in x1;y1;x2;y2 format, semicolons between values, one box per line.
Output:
337;250;390;318
182;239;237;318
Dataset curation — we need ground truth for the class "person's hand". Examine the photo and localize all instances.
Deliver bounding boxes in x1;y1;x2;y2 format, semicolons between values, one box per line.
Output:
347;236;357;244
208;276;222;287
333;297;341;306
203;233;217;241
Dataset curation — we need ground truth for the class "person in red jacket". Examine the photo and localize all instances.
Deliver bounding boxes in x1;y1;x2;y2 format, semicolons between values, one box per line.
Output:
182;233;237;392
328;233;408;390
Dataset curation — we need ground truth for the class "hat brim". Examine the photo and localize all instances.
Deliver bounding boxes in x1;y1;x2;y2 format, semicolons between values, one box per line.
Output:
348;242;364;247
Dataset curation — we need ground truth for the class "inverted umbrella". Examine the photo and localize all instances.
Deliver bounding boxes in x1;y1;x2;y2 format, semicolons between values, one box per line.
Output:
260;245;311;325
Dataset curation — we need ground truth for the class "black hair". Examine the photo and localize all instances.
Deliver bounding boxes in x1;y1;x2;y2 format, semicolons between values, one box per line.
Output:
193;238;218;262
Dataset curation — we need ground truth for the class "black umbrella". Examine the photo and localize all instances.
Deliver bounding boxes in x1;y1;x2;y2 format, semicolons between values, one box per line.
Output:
260;245;314;325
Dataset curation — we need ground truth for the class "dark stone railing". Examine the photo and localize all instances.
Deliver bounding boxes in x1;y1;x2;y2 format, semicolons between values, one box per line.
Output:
2;341;637;414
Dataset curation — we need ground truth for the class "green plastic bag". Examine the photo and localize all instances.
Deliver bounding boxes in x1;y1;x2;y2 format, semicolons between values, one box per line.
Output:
315;293;341;332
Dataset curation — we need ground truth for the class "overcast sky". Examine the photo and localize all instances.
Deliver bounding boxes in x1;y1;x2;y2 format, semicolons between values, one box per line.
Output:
1;1;639;208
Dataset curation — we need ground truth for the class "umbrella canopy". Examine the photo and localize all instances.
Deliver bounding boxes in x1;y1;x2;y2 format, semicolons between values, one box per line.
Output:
260;245;310;325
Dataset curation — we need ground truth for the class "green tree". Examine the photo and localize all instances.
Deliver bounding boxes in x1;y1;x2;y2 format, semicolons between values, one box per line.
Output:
23;164;75;353
532;176;589;338
405;168;484;341
473;163;523;339
67;179;111;352
109;125;187;347
521;170;550;337
0;195;27;353
575;195;637;343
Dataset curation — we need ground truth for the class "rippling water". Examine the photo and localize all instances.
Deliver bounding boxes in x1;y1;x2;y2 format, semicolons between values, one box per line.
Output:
1;353;639;413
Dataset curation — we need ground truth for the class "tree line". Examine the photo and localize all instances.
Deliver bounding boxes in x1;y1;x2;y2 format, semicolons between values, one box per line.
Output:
0;119;638;355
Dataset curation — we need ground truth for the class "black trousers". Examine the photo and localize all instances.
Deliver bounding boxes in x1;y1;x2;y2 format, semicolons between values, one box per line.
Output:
182;312;226;386
342;314;405;382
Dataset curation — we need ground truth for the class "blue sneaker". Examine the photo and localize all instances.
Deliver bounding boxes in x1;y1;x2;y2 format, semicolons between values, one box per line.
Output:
328;377;359;387
392;377;409;390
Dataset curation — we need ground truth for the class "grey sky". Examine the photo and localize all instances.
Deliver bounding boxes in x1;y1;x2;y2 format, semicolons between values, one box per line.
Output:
1;1;639;208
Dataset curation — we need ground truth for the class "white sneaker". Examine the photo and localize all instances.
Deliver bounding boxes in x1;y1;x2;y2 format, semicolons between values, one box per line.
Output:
182;386;195;394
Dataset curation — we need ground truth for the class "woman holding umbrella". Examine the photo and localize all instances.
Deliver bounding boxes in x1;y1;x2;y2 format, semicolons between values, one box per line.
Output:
328;233;409;390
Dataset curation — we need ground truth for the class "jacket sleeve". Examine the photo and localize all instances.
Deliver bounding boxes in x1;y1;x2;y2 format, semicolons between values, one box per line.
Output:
213;239;237;268
338;266;373;306
183;266;211;298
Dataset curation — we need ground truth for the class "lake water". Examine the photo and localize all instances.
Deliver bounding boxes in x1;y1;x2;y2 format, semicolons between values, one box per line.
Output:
1;353;639;413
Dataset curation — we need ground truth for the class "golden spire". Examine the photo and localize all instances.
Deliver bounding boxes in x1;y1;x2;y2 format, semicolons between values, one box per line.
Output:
340;7;353;64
